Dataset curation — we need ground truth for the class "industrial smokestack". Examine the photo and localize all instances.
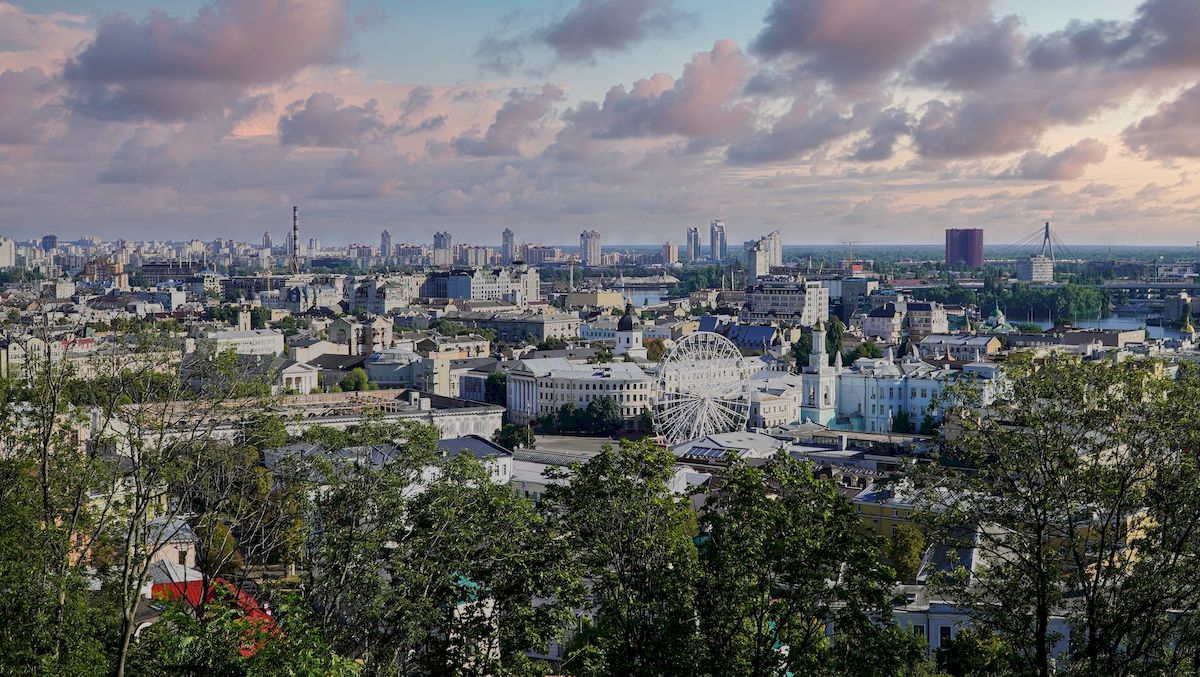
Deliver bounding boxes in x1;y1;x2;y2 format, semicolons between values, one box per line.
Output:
290;206;301;273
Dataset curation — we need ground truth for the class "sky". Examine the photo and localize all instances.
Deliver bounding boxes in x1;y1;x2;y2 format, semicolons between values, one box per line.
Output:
1;0;1200;247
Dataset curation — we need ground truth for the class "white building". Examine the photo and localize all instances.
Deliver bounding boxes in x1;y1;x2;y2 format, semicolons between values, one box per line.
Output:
201;329;285;356
1018;255;1054;282
580;230;602;267
612;303;647;359
507;358;654;431
741;276;829;327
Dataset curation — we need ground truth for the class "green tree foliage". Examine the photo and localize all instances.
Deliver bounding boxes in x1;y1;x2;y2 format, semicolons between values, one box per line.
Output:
587;349;613;364
493;423;536;450
914;282;1111;323
826;316;845;356
937;627;1015;677
887;524;926;583
644;337;667;361
240;413;288;451
891;409;913;433
484;371;507;405
544;441;699;675
536;336;569;351
126;594;359;677
927;355;1200;676
337;368;374;392
305;428;580;674
584;396;623;436
556;402;582;433
696;454;921;676
790;333;812;373
846;340;882;363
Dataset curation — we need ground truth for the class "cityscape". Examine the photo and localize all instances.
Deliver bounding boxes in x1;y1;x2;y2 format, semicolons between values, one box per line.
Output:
5;1;1200;676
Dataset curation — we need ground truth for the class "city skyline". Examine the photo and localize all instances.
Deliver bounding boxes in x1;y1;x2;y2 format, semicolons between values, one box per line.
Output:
1;0;1199;245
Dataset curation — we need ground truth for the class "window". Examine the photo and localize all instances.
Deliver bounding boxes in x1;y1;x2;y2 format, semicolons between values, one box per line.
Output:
912;625;925;638
178;549;188;566
939;626;952;644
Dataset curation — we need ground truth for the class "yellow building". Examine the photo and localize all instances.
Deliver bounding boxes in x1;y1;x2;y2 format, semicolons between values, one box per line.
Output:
566;290;625;309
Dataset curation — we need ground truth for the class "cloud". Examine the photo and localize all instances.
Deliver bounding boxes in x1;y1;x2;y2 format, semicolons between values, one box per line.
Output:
548;39;753;158
847;108;912;162
278;92;385;147
542;0;693;62
0;67;54;144
62;0;350;122
1124;83;1200;158
1004;138;1107;180
477;0;693;73
912;15;1023;90
727;99;877;164
453;85;564;157
752;0;989;83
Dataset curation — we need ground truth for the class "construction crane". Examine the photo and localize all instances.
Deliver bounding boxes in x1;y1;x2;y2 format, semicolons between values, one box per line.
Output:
842;240;871;270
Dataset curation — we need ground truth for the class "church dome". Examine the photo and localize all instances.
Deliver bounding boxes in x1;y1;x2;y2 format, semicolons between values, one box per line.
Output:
617;302;639;331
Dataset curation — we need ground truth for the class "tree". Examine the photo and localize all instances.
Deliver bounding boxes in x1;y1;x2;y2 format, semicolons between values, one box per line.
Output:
584;396;623;436
484;371;507;405
338;368;373;392
587;349;613;364
926;355;1200;677
493;423;536;450
887;523;926;583
543;441;700;675
891;409;913;433
696;454;914;676
250;306;271;330
305;428;581;674
937;627;1015;677
846;340;882;362
644;338;667;361
240;413;288;451
790;334;812;373
557;402;581;433
826;316;845;357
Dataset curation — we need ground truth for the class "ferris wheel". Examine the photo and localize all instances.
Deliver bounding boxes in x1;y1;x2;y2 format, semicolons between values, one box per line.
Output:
653;331;752;445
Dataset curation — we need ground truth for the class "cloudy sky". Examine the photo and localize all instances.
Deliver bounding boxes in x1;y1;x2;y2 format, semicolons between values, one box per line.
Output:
1;0;1199;246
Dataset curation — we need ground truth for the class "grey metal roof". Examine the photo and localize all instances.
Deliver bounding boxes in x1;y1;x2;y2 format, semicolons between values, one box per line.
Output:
437;434;513;458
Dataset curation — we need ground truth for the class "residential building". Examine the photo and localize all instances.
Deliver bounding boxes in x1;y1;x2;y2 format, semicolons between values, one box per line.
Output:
710;220;727;261
0;237;15;268
329;316;394;355
1018;255;1054;282
662;241;678;265
686;227;701;263
864;303;905;343
918;334;1001;360
380;229;392;257
944;228;983;268
740;275;829;326
199;329;285;356
420;267;540;303
501;228;515;264
580;230;602;267
365;348;451;395
906;302;949;339
440;310;580;343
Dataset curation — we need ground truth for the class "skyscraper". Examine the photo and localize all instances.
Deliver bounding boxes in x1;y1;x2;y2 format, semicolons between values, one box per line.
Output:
41;234;57;252
663;241;678;265
262;231;272;249
686;227;701;263
580;229;602;267
501;228;515;264
432;231;453;267
433;231;452;250
380;229;392;257
710;220;727;261
945;228;984;268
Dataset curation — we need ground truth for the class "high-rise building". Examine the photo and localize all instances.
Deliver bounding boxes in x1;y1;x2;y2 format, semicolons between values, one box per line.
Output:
746;241;770;283
686;227;701;263
262;231;272;249
662;241;678;265
432;231;453;268
308;238;320;255
710;220;727;261
501;228;515;264
380;229;392;258
0;237;14;268
580;229;601;267
744;230;783;269
945;228;984;268
41;234;57;252
1018;255;1054;283
433;231;453;250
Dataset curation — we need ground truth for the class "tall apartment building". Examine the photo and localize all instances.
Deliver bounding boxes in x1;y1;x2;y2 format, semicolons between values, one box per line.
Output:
380;229;392;258
944;228;984;268
686;227;701;263
420;266;541;303
710;220;727;261
744;230;783;269
501;228;515;264
662;241;678;265
746;241;770;283
580;230;602;267
0;237;14;268
432;231;453;267
1018;255;1054;283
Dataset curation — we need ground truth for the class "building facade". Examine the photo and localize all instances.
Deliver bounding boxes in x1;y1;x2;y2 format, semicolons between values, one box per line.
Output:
944;228;983;268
